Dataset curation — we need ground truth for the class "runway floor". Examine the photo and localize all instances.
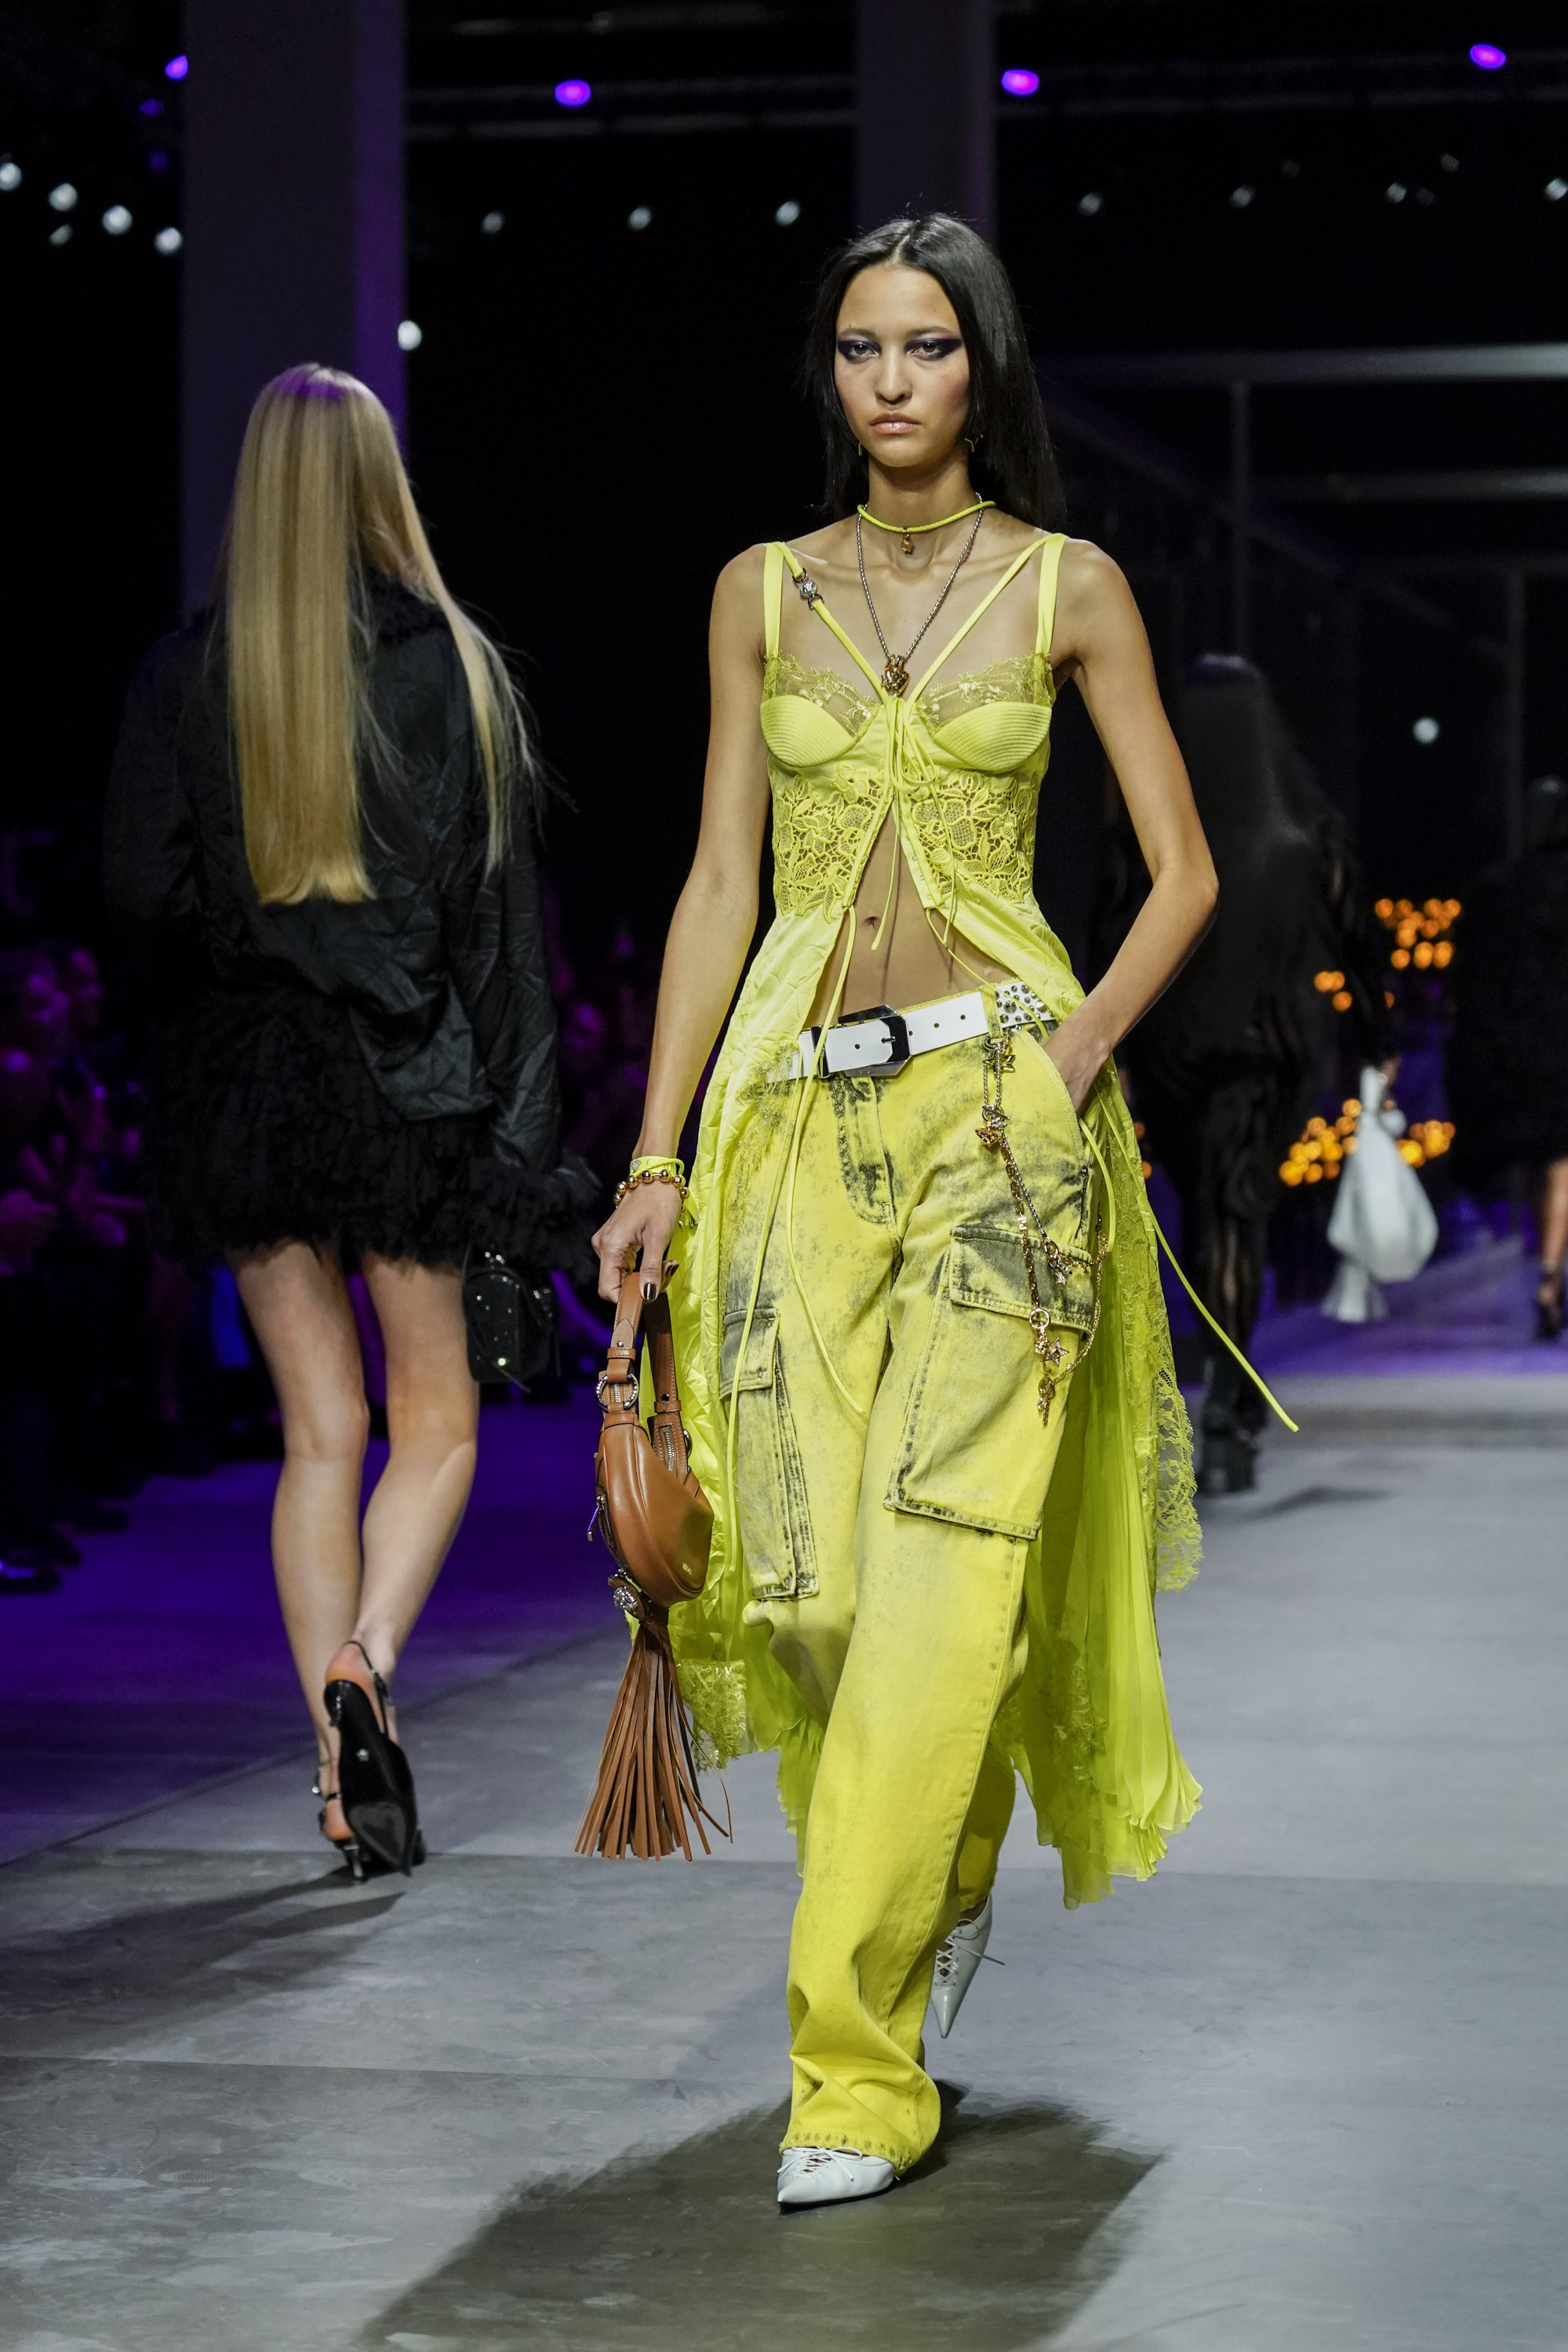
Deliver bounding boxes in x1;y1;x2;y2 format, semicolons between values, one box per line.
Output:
3;1248;1566;2350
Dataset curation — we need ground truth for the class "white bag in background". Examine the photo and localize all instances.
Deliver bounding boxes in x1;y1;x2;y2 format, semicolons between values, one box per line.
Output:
1322;1066;1439;1323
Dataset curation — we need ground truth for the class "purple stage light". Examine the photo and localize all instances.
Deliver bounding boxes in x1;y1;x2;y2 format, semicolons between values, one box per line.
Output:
164;53;188;81
149;151;168;173
1468;42;1507;68
140;98;163;117
554;78;592;107
1000;67;1039;96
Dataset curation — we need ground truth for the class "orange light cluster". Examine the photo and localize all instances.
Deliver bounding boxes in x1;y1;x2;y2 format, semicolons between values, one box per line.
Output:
1312;968;1357;1014
1279;1098;1457;1187
1133;1118;1151;1181
1398;1119;1455;1169
1373;895;1461;974
1279;1101;1361;1187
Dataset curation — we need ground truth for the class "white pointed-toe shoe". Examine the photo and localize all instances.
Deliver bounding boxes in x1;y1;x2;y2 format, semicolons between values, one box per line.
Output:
930;1892;995;2038
777;2146;897;2208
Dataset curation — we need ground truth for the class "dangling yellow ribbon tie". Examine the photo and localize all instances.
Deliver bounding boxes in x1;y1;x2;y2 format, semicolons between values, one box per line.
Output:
1101;1107;1298;1433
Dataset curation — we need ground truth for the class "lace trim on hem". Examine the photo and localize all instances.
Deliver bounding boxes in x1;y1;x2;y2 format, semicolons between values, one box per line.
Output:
678;1660;753;1771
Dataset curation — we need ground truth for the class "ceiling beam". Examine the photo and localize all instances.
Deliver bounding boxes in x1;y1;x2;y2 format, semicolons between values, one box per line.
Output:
1052;345;1568;387
1042;383;1503;658
1264;469;1568;501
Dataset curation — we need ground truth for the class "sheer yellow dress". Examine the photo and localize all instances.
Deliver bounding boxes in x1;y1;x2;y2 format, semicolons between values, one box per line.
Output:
664;528;1201;1908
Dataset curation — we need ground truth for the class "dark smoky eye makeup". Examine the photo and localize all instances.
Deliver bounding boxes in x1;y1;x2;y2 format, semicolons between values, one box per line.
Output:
835;335;879;359
908;335;963;357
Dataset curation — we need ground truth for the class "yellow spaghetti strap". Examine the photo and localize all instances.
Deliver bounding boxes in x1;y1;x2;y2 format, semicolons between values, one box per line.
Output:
778;544;890;701
1036;530;1067;662
722;919;866;1520
910;537;1044;701
1147;1207;1299;1433
763;541;784;662
1097;1102;1296;1429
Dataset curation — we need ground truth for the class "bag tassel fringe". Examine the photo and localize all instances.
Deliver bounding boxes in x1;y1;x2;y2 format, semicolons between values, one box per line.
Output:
575;1575;731;1862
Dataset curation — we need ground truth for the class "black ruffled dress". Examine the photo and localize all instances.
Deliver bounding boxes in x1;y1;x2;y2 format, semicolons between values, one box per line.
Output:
103;577;593;1272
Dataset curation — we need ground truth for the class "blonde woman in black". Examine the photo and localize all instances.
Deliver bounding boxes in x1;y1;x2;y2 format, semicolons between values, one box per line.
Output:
105;366;579;1876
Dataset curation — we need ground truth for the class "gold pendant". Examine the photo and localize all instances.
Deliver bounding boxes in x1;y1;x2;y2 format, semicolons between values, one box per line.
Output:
900;529;915;555
882;653;909;696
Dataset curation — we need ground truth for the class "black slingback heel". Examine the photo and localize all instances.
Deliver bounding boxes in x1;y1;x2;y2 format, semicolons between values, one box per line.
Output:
323;1640;426;1877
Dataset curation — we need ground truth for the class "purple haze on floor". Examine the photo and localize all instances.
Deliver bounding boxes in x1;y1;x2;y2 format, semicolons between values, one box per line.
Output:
0;1389;614;1863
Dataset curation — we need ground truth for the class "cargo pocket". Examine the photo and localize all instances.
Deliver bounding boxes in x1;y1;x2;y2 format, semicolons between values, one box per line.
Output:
889;1224;1091;1538
720;1306;818;1600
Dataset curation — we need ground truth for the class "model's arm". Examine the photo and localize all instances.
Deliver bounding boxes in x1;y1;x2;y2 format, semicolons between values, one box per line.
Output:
591;549;772;1298
1046;544;1218;1109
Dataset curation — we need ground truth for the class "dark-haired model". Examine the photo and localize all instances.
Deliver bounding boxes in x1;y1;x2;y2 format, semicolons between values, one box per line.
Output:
592;217;1218;2208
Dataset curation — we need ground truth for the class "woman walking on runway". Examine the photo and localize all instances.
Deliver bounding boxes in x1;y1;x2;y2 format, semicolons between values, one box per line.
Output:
106;366;569;1879
592;215;1217;2207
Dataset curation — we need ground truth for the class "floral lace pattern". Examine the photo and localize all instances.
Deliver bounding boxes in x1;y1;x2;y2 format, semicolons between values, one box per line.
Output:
918;651;1050;734
678;1660;751;1771
902;762;1039;904
769;761;888;915
763;654;875;735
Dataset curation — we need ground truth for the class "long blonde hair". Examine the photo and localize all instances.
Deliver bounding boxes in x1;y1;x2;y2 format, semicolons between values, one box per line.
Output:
219;364;529;906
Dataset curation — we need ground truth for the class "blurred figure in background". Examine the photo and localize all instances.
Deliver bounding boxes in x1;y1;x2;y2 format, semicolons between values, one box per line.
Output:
1097;655;1388;1491
1446;774;1568;1340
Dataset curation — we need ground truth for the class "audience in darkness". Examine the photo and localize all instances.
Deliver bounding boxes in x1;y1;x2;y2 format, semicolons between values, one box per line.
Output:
0;843;655;1590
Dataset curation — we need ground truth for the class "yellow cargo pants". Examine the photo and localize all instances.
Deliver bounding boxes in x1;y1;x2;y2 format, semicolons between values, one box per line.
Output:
720;994;1097;2172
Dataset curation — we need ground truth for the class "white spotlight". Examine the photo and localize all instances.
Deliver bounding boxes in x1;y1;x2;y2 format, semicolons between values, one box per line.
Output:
49;224;72;246
1077;191;1103;216
154;225;182;254
49;181;78;211
774;198;801;226
102;204;132;235
628;204;652;231
1230;184;1255;209
0;162;20;191
397;319;423;351
1386;182;1407;203
1413;715;1440;745
481;209;504;234
1547;177;1568;202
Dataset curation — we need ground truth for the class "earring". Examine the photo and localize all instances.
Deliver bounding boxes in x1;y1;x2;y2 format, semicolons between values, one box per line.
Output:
857;440;865;457
962;432;982;454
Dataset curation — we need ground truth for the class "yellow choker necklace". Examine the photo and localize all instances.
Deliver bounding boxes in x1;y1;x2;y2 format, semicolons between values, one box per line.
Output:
858;498;995;556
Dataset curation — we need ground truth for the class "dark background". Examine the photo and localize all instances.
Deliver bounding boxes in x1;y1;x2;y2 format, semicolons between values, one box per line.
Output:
5;0;1568;974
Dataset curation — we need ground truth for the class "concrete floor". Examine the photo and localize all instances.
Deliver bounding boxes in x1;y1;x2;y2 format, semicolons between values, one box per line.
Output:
3;1333;1567;2345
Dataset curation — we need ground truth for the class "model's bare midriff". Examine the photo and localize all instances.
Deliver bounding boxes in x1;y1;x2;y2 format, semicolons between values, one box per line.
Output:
806;810;1014;1026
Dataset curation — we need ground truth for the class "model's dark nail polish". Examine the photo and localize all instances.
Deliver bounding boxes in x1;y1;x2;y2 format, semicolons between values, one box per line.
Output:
642;1280;657;1301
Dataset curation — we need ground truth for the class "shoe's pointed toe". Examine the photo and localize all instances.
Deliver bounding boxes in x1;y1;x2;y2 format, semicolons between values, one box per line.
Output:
930;1892;994;2038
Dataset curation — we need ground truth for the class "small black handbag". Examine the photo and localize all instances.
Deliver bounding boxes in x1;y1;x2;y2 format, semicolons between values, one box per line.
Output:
462;1250;560;1390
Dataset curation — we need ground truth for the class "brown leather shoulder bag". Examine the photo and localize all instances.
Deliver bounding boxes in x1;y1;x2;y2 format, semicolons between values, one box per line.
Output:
577;1267;726;1862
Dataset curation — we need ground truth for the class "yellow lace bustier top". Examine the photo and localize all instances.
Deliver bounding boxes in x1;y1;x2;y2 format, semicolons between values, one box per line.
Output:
759;533;1065;916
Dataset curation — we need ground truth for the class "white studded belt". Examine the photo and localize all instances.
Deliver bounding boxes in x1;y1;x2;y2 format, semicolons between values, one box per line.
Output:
786;988;990;1080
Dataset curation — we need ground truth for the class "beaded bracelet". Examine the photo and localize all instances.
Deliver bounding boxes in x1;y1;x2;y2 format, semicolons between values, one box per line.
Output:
613;1166;689;1209
629;1155;686;1181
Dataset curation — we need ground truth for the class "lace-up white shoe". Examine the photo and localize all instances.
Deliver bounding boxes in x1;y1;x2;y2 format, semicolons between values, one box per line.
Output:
777;2146;896;2208
930;1891;994;2038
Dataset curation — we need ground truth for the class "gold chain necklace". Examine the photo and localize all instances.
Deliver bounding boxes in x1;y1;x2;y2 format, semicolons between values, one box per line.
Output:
855;506;986;697
857;497;995;556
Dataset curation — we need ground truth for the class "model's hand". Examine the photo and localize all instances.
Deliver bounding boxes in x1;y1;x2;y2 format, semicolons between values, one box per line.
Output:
1041;1012;1108;1116
591;1181;686;1304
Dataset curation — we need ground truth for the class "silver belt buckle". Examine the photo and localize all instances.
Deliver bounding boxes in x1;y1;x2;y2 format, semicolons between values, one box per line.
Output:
835;1003;910;1075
